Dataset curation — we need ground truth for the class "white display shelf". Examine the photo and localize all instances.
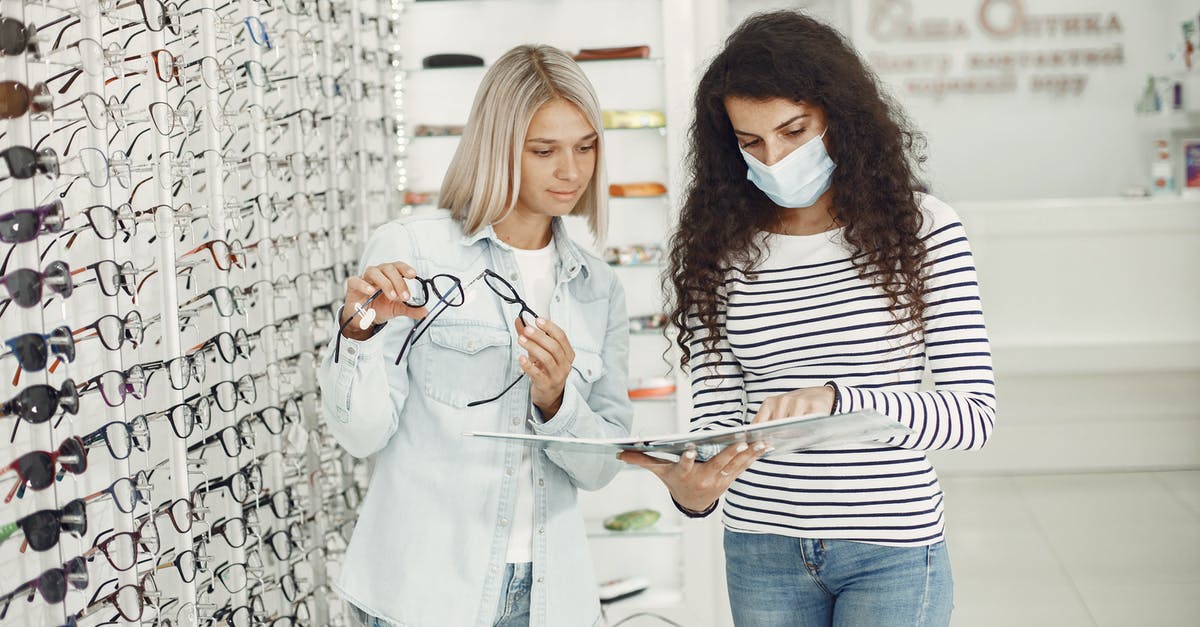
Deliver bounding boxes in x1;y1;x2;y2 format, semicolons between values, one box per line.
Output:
586;519;684;539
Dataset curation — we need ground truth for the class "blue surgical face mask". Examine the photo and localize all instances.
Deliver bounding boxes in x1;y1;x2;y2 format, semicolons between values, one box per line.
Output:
740;131;836;208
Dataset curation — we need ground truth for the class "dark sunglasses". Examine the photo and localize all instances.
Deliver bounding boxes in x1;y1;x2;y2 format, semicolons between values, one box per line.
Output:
0;145;58;181
0;556;88;619
2;436;87;503
0;261;73;314
0;379;79;441
0;200;63;244
1;326;75;372
0;17;40;57
0;498;86;552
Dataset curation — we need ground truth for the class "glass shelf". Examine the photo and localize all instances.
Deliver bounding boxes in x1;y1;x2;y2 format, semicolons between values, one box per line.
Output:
403;57;663;74
587;519;683;539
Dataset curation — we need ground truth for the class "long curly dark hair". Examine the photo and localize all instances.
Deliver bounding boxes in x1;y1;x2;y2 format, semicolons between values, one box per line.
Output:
669;11;929;368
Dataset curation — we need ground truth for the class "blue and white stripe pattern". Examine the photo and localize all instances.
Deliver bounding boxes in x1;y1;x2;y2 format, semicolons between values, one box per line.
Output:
688;194;995;546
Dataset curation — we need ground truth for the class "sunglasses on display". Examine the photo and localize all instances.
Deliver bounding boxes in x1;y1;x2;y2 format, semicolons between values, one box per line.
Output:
0;17;43;57
1;326;75;374
2;436;88;503
0;379;79;441
0;200;64;245
0;80;53;120
0;498;87;552
0;556;88;619
0;261;73;317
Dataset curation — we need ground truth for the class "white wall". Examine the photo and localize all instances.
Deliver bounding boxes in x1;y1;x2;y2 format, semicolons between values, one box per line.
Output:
846;0;1200;202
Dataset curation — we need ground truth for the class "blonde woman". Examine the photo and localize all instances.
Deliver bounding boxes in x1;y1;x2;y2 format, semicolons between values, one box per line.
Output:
316;45;633;627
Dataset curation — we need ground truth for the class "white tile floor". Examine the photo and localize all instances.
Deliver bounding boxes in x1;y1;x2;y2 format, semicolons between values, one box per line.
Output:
940;470;1200;627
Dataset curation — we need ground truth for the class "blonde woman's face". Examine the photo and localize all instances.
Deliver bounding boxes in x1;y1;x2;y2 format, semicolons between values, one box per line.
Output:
514;99;598;219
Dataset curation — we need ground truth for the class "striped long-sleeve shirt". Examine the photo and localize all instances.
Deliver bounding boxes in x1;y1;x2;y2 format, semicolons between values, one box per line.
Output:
689;194;995;546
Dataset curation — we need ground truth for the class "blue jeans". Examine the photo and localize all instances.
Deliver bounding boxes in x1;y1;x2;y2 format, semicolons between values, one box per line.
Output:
724;530;953;627
493;562;533;627
351;562;533;627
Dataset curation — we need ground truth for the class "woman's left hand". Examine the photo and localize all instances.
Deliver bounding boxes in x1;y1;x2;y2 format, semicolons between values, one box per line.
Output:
516;316;575;419
751;385;836;423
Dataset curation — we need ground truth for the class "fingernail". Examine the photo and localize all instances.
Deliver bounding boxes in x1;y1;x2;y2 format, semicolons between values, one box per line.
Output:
525;326;537;336
400;291;409;301
519;355;527;365
518;336;526;345
536;317;546;328
683;450;696;460
389;291;397;299
735;443;748;453
754;442;767;451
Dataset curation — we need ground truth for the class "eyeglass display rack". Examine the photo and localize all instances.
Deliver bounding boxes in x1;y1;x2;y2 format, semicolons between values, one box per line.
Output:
395;1;711;625
0;0;401;625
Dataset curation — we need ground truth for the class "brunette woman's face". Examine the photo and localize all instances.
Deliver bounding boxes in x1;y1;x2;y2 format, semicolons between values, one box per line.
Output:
514;99;598;219
724;96;827;166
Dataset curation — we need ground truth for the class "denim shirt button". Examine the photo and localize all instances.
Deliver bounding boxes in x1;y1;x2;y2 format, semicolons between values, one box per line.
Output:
538;479;544;487
511;418;520;426
537;576;544;583
346;345;357;356
499;517;510;527
505;466;514;476
509;272;518;282
538;528;544;535
466;340;477;350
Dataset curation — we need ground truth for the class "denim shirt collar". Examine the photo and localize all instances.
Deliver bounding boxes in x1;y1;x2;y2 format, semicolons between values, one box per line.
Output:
458;217;591;282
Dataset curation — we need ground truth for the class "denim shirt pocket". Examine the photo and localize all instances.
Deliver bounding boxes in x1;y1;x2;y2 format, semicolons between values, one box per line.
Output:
568;349;605;398
423;322;512;408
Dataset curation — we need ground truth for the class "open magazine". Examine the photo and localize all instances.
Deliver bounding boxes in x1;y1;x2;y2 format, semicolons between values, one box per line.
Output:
463;409;911;461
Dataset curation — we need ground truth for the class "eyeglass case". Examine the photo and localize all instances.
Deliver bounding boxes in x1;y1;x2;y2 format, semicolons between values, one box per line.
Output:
422;53;484;69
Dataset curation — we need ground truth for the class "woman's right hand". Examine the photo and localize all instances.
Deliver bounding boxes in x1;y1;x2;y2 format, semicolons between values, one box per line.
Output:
340;261;428;340
619;441;766;513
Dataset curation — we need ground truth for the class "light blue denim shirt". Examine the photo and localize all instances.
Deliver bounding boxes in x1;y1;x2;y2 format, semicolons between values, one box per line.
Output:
317;209;633;627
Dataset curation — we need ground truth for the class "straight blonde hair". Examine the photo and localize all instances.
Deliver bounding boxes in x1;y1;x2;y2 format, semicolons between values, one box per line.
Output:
440;44;608;242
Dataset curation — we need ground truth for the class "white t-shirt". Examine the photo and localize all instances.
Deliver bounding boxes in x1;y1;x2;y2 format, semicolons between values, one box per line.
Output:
506;239;556;564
